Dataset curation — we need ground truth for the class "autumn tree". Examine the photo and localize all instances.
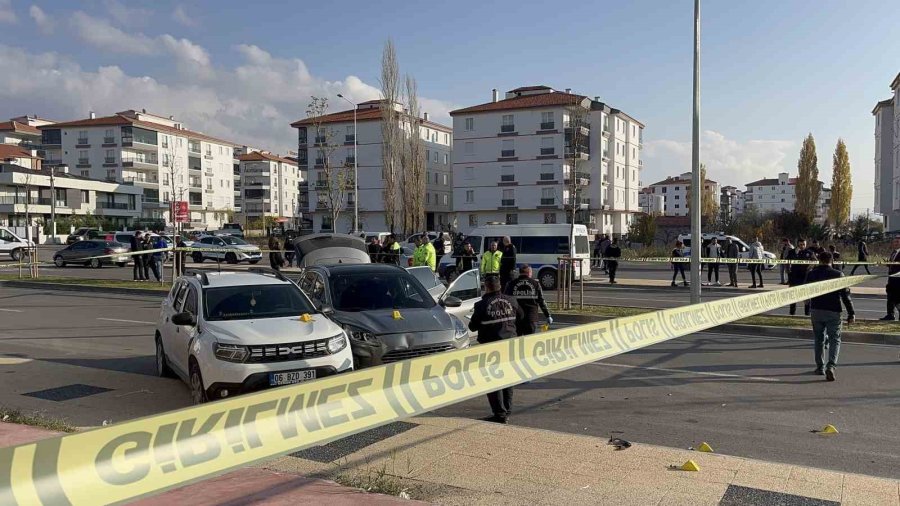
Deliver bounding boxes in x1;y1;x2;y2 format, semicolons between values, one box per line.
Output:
307;97;350;231
380;39;402;233
795;133;820;220
686;164;719;221
629;213;658;246
401;75;426;234
828;138;852;231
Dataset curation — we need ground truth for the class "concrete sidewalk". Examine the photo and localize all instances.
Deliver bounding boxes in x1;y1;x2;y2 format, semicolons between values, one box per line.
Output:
580;276;886;297
267;416;900;505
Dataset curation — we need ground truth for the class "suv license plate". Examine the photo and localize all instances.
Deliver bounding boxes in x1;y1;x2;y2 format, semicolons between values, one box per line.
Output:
269;370;316;386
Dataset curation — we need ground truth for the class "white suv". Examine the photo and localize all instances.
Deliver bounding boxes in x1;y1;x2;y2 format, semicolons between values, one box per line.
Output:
155;268;353;404
191;235;262;264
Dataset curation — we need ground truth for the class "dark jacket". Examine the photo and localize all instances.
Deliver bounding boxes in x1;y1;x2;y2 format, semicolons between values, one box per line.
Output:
500;244;517;273
887;249;900;289
724;242;740;258
805;265;854;315
130;234;143;253
469;292;525;343
671;247;686;268
858;241;869;261
605;244;621;258
787;247;815;285
455;250;476;273
367;243;382;262
504;276;550;321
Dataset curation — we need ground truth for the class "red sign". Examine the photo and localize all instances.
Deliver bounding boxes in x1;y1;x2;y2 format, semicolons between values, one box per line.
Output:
172;201;189;223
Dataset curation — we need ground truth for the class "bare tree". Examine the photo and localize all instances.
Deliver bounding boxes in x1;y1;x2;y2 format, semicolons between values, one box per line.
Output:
402;75;427;234
566;105;590;238
307;97;350;231
380;39;402;233
160;138;186;232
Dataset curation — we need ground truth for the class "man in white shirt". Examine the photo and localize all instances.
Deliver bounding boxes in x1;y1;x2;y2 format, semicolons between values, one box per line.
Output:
881;237;900;320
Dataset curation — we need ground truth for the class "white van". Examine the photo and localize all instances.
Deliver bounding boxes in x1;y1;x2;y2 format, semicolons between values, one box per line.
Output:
676;233;776;270
438;224;591;290
0;227;33;261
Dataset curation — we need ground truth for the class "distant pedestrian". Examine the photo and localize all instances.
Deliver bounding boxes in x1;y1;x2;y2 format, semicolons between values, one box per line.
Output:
810;240;825;255
805;251;855;381
469;275;525;424
787;239;815;315
828;244;842;272
779;238;793;284
382;234;401;265
705;238;722;286
598;234;611;272
881;237;900;320
268;236;284;271
130;231;146;281
284;237;295;268
367;237;382;263
174;235;186;276
149;235;166;282
592;234;603;268
671;241;687;287
500;236;517;288
851;239;871;275
724;237;740;287
142;233;155;280
748;237;765;288
433;234;446;265
604;238;621;284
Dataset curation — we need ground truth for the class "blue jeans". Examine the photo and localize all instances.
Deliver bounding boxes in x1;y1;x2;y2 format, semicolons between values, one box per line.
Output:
810;309;842;370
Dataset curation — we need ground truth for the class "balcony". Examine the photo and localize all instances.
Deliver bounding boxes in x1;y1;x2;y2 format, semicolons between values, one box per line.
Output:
499;150;516;160
204;153;214;160
123;175;159;186
315;180;327;189
97;201;132;210
564;197;590;209
540;198;556;206
345;157;356;165
317;201;328;209
0;196;49;206
500;124;516;134
501;199;516;207
121;137;157;151
602;125;611;137
76;138;89;147
564;172;591;187
344;135;355;144
539;121;556;131
566;124;590;137
314;136;327;146
188;143;201;154
564;147;590;161
122;159;158;170
76;159;90;168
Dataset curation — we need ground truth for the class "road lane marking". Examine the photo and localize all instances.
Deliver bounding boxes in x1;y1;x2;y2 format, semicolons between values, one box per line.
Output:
97;317;155;325
0;308;23;313
594;362;781;382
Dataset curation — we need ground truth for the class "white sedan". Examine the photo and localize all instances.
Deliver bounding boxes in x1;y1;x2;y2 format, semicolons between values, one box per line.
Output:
190;235;262;264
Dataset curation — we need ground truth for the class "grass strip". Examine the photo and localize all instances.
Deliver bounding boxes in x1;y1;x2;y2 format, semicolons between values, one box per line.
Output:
0;407;78;433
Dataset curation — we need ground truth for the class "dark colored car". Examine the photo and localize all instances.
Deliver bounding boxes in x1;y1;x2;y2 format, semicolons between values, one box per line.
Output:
66;228;103;245
53;240;129;268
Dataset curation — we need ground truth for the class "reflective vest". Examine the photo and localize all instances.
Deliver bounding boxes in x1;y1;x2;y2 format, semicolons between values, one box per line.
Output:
413;245;427;267
424;243;437;271
480;250;502;274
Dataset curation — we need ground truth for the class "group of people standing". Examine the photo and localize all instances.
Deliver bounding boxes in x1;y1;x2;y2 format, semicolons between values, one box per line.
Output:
366;234;403;265
129;231;168;282
666;237;765;288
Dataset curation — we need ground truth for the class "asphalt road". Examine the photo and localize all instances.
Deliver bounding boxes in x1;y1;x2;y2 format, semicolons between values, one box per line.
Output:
2;286;899;479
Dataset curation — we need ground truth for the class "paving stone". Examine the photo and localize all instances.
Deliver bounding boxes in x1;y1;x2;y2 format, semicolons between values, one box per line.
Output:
719;484;839;506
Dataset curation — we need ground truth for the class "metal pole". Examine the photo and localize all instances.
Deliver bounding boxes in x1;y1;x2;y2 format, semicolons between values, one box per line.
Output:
50;168;56;243
689;0;702;304
354;105;358;234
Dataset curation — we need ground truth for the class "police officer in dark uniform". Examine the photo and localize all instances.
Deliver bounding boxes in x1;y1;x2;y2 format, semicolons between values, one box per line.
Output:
469;276;525;424
787;238;816;315
504;265;552;335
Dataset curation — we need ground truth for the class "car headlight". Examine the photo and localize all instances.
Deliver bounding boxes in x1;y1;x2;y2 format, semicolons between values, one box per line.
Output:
451;316;468;340
214;342;249;363
327;333;348;354
344;325;376;342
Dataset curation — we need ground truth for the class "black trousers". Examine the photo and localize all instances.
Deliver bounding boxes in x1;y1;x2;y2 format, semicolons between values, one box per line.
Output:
487;388;513;419
608;261;618;282
887;289;900;317
851;264;871;275
707;263;719;282
789;283;810;315
749;264;763;286
132;255;145;280
143;255;152;280
672;264;686;283
500;269;514;291
148;257;161;282
727;263;738;286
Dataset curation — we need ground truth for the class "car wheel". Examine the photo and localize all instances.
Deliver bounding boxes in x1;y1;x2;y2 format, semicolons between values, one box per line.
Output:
539;268;558;290
116;262;126;267
90;258;102;269
192;252;203;263
225;252;238;264
248;259;260;264
155;335;175;378
189;359;207;404
53;255;65;267
10;248;24;262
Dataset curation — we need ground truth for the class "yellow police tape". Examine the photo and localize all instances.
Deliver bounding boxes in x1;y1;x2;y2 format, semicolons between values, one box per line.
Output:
0;274;875;505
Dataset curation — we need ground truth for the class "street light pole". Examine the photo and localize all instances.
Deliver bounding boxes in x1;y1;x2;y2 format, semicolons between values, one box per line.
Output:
689;0;702;304
337;94;359;234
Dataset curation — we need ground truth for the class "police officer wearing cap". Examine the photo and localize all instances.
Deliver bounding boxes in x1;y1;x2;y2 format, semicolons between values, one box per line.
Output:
504;265;552;335
469;276;525;424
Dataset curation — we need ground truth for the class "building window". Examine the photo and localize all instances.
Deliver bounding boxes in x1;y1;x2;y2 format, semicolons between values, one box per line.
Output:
466;190;474;203
78;150;89;165
501;139;515;158
502;189;515;206
674;195;680;200
544;213;557;224
161;135;169;149
501;114;515;133
540;172;554;181
465;166;475;179
104;129;114;144
105;149;115;164
442;194;448;205
426;193;431;204
81;190;90;203
540;137;554;156
465;142;474;155
501;165;515;182
426;149;430;161
469;214;478;227
541;187;555;205
80;170;89;177
345;125;355;143
442;173;449;185
506;213;518;225
433;151;438;163
443;153;449;164
675;204;680;209
434;172;439;184
77;130;88;145
541;112;554;130
465;118;474;131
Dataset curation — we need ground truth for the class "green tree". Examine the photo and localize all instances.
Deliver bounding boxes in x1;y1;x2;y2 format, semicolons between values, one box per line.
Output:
629;213;658;246
773;211;812;242
828;138;852;231
795;134;820;220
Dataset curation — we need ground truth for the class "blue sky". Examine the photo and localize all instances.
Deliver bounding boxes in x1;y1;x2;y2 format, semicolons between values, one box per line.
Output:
1;0;896;214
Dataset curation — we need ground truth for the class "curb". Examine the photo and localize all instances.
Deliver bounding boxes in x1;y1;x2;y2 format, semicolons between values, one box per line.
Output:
554;313;900;346
577;281;886;299
0;280;169;297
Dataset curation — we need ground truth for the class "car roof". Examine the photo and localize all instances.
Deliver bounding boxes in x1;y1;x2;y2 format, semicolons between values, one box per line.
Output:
183;270;293;288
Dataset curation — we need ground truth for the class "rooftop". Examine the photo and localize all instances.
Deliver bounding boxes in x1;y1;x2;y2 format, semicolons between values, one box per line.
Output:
0;121;40;136
648;175;718;186
237;151;298;166
746;177;798;186
450;88;589;116
40;114;238;147
0;144;39;160
873;98;894;115
291;100;450;132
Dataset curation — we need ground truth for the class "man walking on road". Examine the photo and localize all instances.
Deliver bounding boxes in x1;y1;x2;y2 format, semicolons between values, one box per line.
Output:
504;265;552;336
705;238;722;286
500;236;517;288
806;251;855;381
130;231;146;281
787;239;815;315
671;241;688;287
880;237;900;320
748;237;765;288
469;276;525;424
604;238;621;284
780;238;793;284
851;238;871;275
724;237;740;287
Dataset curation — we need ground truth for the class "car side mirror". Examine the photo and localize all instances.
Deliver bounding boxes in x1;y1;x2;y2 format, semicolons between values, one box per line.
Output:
441;295;462;308
172;311;196;326
320;304;335;315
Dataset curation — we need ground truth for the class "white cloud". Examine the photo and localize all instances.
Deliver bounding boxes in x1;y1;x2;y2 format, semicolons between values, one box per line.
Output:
643;130;797;189
0;0;17;24
71;11;156;55
159;34;212;78
172;4;196;27
103;0;152;27
0;43;456;156
29;4;52;34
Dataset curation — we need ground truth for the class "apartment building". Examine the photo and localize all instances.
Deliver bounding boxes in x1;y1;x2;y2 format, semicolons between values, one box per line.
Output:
0;163;142;229
0;116;50;146
291;100;452;233
720;185;744;220
236;151;302;226
874;74;900;231
38;110;237;229
743;172;831;220
449;86;643;235
0;144;41;170
638;188;664;214
643;172;719;217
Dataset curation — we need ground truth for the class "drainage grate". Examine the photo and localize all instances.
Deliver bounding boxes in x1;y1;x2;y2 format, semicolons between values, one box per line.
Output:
23;384;113;402
290;421;418;463
719;485;839;506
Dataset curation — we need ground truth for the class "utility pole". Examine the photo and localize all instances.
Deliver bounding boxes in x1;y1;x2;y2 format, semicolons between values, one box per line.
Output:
689;0;702;304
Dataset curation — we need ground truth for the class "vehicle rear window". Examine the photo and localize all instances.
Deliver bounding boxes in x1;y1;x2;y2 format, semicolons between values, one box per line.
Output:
574;236;589;255
204;284;316;321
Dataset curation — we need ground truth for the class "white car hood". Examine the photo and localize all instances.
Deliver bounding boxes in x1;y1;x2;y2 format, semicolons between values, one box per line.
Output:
203;315;340;345
231;244;260;252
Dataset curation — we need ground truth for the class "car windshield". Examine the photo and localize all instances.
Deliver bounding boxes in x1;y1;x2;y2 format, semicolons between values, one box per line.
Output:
220;236;247;245
407;267;442;290
329;272;435;311
204;284;315;321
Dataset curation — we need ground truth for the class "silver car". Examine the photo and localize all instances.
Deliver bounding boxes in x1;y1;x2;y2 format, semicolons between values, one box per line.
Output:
53;240;129;268
191;235;262;264
296;263;469;368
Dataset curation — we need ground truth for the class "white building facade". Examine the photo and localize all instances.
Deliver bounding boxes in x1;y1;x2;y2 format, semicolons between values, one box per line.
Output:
638;188;665;214
39;110;237;229
450;86;643;236
743;172;831;221
644;173;719;217
237;151;302;226
292;100;453;233
720;185;744;220
873;74;900;231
